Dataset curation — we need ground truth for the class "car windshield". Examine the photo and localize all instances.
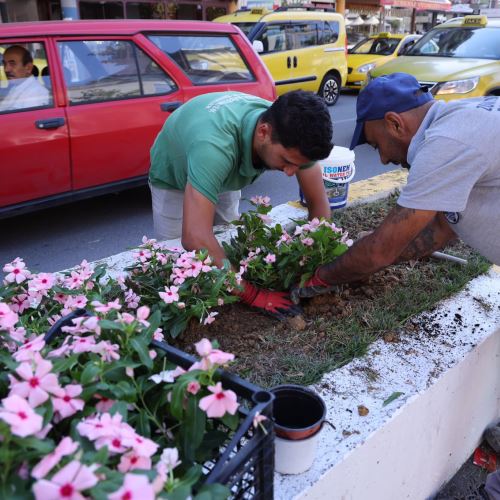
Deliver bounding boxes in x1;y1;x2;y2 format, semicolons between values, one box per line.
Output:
349;37;400;56
232;22;257;36
406;26;500;59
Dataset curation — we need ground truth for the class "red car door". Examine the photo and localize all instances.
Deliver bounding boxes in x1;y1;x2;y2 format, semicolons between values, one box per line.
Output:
0;38;71;209
56;36;185;190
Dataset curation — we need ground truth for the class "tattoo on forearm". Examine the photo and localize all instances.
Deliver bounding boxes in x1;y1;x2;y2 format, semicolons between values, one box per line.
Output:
396;223;439;262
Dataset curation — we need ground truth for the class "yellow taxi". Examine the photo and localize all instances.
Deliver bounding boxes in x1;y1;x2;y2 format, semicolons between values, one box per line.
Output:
368;16;500;101
213;7;269;36
346;32;420;89
247;10;348;105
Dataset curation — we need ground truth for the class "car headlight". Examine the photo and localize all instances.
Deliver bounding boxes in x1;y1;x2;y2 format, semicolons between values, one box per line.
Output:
357;62;377;74
435;77;480;95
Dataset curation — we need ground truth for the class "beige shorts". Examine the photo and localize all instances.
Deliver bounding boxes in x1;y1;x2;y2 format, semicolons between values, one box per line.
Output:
150;183;240;240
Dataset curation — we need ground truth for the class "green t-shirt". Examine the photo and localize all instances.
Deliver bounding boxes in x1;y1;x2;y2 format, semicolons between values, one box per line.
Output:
149;92;270;205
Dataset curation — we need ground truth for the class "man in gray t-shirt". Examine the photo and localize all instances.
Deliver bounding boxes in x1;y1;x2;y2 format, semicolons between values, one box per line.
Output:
292;72;499;301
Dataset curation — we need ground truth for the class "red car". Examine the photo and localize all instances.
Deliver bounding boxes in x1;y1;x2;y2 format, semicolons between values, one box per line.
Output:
0;20;276;217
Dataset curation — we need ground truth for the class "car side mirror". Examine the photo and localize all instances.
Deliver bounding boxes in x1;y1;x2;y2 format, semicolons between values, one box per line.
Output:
252;40;264;53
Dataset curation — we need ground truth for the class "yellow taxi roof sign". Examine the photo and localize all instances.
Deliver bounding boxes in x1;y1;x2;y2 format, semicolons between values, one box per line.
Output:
463;15;487;27
375;32;391;37
250;7;269;15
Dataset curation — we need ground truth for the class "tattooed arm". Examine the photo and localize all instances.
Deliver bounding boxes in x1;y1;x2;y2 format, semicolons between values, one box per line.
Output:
395;212;457;263
317;205;449;284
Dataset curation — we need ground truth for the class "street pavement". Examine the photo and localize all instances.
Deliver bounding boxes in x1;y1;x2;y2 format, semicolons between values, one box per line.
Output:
0;91;397;273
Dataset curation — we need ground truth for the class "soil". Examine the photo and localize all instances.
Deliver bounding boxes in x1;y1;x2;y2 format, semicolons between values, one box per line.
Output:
170;192;489;388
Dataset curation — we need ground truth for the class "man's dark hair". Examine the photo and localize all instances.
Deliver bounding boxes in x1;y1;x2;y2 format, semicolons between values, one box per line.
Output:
5;45;33;66
261;90;333;161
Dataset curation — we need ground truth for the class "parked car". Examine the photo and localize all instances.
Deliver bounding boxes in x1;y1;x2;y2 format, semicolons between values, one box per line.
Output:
213;7;270;36
247;10;348;105
0;20;276;218
346;32;420;89
367;16;500;100
346;31;366;50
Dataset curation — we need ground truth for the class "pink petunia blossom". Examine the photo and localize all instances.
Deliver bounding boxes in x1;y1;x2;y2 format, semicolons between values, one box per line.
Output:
133;248;152;263
159;285;179;304
153;328;164;342
9;293;30;314
32;437;79;479
250;195;271;206
32;460;98;500
92;340;120;362
9;357;63;407
193;339;234;370
252;411;268;429
94;395;116;413
199;382;239;418
52;384;84;420
301;237;315;246
124;289;140;309
118;451;151;473
3;258;29;284
0;302;18;331
257;213;272;224
0;394;43;437
195;338;212;357
108;473;155;500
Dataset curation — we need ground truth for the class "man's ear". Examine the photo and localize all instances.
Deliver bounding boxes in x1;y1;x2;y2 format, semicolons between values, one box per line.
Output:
255;121;272;141
384;111;405;138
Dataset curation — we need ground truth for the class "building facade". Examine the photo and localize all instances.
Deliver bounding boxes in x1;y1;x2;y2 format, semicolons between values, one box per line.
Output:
0;0;237;22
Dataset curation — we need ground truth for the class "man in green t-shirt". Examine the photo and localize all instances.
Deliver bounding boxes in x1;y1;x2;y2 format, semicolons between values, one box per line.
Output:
149;90;333;317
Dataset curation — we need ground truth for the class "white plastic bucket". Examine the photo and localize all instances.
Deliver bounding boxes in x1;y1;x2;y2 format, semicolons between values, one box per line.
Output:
275;429;322;474
300;146;356;210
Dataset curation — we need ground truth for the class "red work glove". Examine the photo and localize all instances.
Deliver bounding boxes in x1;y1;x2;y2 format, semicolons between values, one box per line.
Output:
290;267;341;304
236;281;301;318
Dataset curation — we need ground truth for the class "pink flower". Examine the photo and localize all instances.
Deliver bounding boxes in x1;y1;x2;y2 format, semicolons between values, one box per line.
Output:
133;248;152;263
153;328;164;342
109;473;155;500
13;334;45;362
195;338;213;357
187;381;201;395
92;340;120;362
94;395;116;413
118;451;151;473
32;460;98;500
0;394;43;437
9;357;63;407
64;271;85;290
250;195;271;206
252;411;268;429
136;306;150;326
0;302;18;331
301;237;314;246
52;384;84;419
32;437;79;479
159;286;179;304
10;294;29;314
159;447;181;473
203;312;218;326
3;258;29;284
199;382;239;418
90;299;121;313
264;254;276;264
257;213;272;224
28;273;56;292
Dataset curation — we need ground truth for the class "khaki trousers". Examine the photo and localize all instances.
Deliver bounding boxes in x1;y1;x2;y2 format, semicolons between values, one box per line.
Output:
150;184;240;240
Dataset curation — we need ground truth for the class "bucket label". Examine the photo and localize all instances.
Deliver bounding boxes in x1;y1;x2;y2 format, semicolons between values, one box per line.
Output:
322;164;353;182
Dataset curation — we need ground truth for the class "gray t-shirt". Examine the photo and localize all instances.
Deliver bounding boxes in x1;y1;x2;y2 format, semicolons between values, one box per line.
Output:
398;97;500;264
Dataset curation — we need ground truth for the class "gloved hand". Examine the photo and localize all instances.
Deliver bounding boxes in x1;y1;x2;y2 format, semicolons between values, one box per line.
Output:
236;281;301;318
290;268;341;304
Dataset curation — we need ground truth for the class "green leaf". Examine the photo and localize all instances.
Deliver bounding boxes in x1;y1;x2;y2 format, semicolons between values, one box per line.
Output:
80;362;102;385
18;437;54;453
170;379;189;421
383;391;404;407
136;410;151;438
176;464;203;489
168;316;189;339
130;337;153;369
194;484;231;500
180;396;206;462
52;354;79;373
98;319;125;332
166;485;194;500
221;412;239;431
109;400;129;419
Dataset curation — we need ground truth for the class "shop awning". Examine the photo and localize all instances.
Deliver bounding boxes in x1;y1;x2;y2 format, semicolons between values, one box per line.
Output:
380;0;451;10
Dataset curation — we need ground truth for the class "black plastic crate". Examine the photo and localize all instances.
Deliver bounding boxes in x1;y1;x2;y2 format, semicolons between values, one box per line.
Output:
45;309;275;500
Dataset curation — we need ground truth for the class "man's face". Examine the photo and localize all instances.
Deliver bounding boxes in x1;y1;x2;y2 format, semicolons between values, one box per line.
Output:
364;119;411;169
257;141;312;176
2;49;32;80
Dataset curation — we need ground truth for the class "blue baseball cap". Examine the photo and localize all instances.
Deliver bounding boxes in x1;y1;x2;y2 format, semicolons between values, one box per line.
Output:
350;72;433;150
